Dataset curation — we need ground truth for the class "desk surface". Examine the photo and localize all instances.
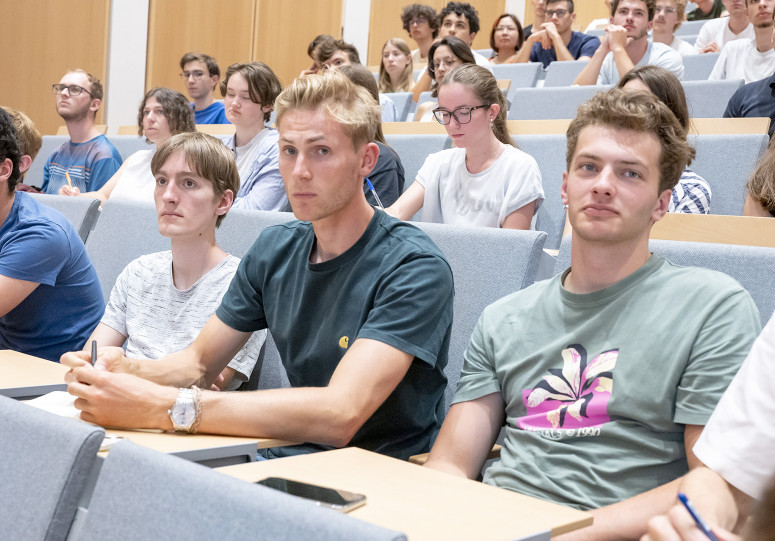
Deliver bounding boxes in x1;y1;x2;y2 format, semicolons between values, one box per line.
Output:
217;447;593;540
0;349;68;398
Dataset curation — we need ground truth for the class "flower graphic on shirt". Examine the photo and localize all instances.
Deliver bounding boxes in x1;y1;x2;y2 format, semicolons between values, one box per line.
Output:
521;345;618;430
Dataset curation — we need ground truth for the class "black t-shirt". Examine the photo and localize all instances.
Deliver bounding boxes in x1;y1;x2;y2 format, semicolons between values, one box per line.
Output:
217;210;454;459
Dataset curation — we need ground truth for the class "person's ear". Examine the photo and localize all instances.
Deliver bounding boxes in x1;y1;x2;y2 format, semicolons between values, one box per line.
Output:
358;142;380;178
215;189;234;217
89;98;101;113
19;155;32;174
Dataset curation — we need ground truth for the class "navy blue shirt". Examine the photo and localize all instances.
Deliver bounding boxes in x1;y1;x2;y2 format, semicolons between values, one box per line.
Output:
530;31;600;68
724;73;775;138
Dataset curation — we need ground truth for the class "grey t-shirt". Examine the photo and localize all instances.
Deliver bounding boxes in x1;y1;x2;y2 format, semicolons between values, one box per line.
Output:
598;41;684;85
102;251;265;390
454;255;760;509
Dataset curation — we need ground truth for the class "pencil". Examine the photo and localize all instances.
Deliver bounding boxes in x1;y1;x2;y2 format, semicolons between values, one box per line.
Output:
65;171;73;189
91;340;97;366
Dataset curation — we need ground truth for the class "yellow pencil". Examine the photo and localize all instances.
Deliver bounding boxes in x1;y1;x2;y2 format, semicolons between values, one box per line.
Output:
65;171;73;188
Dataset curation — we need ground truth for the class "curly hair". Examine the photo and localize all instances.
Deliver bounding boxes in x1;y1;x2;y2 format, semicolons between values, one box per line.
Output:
401;4;440;38
136;88;195;142
439;2;480;35
0;108;22;193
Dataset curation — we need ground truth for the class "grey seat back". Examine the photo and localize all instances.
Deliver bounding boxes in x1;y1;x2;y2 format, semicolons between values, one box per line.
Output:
509;85;612;120
682;53;721;81
27;193;101;242
543;60;590;87
384;91;414;121
555;236;775;326
683;79;744;118
0;395;104;541
415;223;547;410
491;63;542;102
74;440;406;541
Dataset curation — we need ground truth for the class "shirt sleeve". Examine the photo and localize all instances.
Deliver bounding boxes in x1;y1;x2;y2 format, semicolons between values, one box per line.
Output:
500;152;544;226
232;140;287;211
693;310;775;499
42;159;51;192
723;87;743;118
451;311;502;404
100;262;132;336
579;36;600;58
0;221;70;286
226;328;267;384
673;286;761;426
216;238;268;333
356;251;453;368
709;48;727;81
88;156;122;192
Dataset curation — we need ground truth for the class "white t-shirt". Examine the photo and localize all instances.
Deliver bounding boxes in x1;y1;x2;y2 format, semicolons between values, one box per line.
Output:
598;41;684;85
669;36;698;56
101;251;266;391
109;148;156;204
225;129;270;182
416;144;544;227
473;51;494;73
694;17;754;53
709;38;775;84
693;311;775;499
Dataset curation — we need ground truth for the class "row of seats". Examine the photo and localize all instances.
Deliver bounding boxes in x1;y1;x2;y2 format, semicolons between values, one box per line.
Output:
395;71;734;122
28;130;767;250
33;197;775;406
0;394;405;540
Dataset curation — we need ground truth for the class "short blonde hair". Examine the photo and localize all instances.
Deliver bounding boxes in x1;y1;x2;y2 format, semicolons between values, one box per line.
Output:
1;106;42;162
150;132;240;227
275;70;380;151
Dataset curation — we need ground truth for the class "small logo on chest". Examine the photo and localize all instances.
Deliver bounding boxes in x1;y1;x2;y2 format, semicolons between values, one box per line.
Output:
338;336;350;349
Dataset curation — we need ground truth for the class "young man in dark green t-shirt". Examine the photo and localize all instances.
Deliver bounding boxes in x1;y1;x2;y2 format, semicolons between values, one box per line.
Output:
62;71;454;460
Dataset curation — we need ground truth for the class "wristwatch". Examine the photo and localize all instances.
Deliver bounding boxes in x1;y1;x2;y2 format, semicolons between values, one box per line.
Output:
168;386;202;433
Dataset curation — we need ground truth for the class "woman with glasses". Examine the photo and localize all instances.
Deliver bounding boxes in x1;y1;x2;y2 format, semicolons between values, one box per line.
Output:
413;37;476;122
59;87;194;204
489;14;525;64
389;64;544;229
379;38;415;93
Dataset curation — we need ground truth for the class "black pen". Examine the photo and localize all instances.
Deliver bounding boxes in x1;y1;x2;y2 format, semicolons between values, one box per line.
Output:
678;493;721;541
91;340;97;366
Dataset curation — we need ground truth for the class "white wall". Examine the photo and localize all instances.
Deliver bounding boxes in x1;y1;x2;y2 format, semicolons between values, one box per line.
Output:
105;0;149;135
342;0;371;64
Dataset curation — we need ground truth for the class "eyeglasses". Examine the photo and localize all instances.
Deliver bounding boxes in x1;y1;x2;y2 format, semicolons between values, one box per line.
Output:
51;84;93;98
495;25;518;32
179;70;206;80
655;6;677;14
545;8;569;17
410;17;427;26
433;104;489;125
433;56;462;71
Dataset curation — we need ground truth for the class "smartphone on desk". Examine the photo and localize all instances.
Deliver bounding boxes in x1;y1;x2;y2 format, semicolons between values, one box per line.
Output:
256;477;366;513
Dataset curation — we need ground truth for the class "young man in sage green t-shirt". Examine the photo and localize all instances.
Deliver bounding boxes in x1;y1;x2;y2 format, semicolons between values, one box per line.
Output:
425;89;761;539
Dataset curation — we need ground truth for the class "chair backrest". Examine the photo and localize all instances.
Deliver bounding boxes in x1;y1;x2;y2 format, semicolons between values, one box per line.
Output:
384;91;414;122
27;135;69;187
27;193;101;242
554;236;775;326
683;79;744;118
0;395;104;541
689;132;768;215
491;63;543;102
514;134;568;250
509;85;612;120
73;440;406;541
543;60;590;87
384;133;450;187
414;223;547;410
675;19;707;36
679;53;720;81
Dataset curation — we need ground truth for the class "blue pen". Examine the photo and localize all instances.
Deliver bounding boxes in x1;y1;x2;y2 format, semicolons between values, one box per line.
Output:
365;177;385;210
677;493;721;541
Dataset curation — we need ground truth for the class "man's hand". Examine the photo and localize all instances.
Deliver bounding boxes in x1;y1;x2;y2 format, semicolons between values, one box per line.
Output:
597;32;612;56
541;21;561;47
61;346;128;373
641;504;740;541
66;361;176;429
58;185;81;196
606;24;631;52
698;42;720;53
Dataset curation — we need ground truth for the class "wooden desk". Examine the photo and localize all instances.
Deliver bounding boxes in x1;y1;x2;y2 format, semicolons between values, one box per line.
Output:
217;447;593;540
0;349;68;399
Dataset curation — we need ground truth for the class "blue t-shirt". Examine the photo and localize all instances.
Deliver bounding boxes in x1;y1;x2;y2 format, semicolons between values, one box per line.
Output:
530;31;600;68
0;193;104;361
42;134;122;194
724;73;775;138
192;100;230;124
216;210;454;459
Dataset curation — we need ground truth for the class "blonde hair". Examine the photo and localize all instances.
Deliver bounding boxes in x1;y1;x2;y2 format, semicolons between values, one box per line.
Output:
746;142;775;216
567;88;694;194
1;106;42;162
150;132;240;227
275;70;380;150
378;38;414;93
